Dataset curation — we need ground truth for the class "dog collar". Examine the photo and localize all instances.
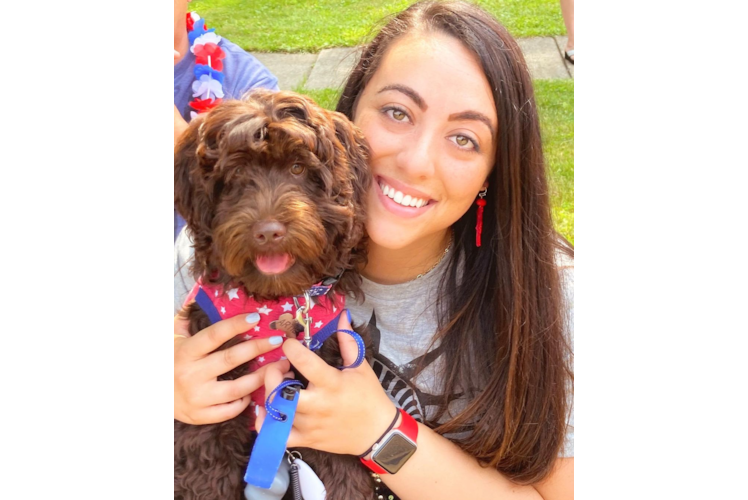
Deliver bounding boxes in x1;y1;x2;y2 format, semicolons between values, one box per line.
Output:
305;270;344;297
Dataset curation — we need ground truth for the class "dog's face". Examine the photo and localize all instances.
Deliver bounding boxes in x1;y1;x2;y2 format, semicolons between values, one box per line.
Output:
175;90;370;300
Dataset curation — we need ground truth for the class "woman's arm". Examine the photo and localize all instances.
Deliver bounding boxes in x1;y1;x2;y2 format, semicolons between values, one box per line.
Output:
259;312;572;500
380;419;543;500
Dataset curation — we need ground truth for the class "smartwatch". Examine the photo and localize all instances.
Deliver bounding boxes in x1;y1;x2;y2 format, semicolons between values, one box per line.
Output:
360;408;418;474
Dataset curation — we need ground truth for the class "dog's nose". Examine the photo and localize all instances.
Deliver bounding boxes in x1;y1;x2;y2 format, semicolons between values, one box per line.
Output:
253;221;287;245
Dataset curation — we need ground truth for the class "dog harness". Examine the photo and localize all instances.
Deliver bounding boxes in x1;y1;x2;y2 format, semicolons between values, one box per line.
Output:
183;279;345;429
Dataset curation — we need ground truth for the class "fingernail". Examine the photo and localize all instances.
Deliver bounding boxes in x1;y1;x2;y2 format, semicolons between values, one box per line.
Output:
246;313;261;324
269;336;284;345
345;309;352;323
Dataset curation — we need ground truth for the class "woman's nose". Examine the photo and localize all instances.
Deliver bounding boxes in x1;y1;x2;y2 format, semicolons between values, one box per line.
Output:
395;130;436;179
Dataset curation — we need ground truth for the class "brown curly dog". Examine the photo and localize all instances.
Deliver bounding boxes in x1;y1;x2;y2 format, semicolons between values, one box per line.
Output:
174;89;377;500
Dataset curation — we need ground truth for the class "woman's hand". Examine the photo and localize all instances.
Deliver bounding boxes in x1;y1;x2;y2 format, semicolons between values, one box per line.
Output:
258;312;396;456
174;313;291;425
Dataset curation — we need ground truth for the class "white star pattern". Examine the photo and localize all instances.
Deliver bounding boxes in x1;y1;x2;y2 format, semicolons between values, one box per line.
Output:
258;356;265;363
280;356;287;360
243;334;252;340
254;326;261;332
257;304;273;315
314;321;323;329
227;288;240;300
333;305;337;313
220;306;226;314
214;290;219;297
255;405;260;416
281;301;293;312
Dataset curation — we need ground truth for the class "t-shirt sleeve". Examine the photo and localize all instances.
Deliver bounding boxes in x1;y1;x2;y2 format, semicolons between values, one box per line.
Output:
174;228;197;315
558;260;575;457
220;39;279;98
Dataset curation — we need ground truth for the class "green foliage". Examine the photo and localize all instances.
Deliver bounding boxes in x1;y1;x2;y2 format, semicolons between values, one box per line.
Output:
190;0;566;52
535;80;574;244
297;81;574;244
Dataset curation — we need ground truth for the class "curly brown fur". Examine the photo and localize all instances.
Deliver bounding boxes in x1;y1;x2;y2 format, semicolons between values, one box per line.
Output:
175;89;370;302
174;90;376;500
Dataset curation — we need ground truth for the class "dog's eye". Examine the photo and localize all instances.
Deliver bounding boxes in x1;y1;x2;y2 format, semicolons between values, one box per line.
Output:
290;164;305;175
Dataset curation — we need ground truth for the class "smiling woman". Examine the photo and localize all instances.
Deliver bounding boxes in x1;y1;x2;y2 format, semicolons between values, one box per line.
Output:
352;32;497;280
174;2;573;500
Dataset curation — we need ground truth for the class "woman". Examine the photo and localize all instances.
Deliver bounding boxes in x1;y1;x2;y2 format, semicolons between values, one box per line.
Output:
174;1;574;498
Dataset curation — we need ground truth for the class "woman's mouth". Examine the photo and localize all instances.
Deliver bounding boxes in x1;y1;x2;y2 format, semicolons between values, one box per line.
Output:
378;178;433;208
375;176;435;218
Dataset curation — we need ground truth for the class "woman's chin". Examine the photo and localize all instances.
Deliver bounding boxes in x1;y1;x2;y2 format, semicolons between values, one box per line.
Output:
365;221;419;251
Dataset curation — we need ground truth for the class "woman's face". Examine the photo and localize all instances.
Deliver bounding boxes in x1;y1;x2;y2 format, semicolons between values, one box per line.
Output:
353;32;498;250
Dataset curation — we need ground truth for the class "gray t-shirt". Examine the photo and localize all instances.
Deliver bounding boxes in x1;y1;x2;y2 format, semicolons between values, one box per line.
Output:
173;230;574;457
346;249;574;457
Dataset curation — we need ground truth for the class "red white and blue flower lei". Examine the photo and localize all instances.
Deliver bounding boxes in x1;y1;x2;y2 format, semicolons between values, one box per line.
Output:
187;12;225;119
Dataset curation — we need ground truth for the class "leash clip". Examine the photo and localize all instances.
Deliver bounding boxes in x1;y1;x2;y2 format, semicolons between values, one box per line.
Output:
301;290;313;347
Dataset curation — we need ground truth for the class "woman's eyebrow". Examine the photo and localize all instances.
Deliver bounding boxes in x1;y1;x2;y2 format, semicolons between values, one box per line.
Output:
376;85;428;111
448;111;497;139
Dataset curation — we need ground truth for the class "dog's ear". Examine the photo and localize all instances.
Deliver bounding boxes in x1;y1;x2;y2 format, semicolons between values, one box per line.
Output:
330;111;370;213
329;112;372;301
174;113;205;234
175;101;261;276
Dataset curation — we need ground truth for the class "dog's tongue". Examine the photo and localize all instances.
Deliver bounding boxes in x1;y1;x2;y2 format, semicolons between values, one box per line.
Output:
255;253;294;275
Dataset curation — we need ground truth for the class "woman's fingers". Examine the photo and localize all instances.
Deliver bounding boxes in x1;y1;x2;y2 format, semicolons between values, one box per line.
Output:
282;338;338;389
174;314;192;339
194;395;252;425
176;358;291;425
200;335;285;379
209;360;291;407
180;313;261;359
336;311;362;368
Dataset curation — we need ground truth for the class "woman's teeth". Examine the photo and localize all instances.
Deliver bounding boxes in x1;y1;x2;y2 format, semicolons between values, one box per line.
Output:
380;182;428;208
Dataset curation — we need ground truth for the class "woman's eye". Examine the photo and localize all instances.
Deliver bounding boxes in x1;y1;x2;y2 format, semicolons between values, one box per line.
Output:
384;107;410;123
451;134;479;151
290;164;305;175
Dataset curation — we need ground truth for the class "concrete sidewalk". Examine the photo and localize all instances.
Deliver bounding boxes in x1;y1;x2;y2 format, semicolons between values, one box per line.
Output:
254;36;573;91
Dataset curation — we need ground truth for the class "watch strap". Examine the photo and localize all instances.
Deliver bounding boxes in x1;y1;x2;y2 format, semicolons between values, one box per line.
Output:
357;406;401;458
360;408;418;474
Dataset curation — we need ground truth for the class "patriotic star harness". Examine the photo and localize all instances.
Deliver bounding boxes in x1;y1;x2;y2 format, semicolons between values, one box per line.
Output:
183;277;354;429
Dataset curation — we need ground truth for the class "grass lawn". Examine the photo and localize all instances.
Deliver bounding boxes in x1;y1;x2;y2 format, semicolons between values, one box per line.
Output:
189;0;567;52
296;81;574;244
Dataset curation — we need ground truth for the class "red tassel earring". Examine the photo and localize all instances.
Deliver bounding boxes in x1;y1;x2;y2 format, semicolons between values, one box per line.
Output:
475;187;487;247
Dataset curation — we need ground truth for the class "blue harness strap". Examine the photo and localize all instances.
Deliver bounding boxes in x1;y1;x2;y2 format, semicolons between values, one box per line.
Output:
194;287;223;325
307;311;343;351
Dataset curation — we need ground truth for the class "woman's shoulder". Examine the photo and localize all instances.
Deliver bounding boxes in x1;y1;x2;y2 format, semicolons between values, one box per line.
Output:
554;246;574;345
554;243;574;270
554;245;574;294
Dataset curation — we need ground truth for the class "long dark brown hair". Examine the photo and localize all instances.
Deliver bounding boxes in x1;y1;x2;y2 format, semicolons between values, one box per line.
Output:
337;0;573;484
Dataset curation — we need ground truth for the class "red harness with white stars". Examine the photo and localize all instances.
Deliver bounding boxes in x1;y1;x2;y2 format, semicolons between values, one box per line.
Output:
183;279;345;429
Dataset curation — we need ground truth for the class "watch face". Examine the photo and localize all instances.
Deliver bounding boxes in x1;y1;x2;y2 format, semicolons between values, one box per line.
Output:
372;432;417;474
